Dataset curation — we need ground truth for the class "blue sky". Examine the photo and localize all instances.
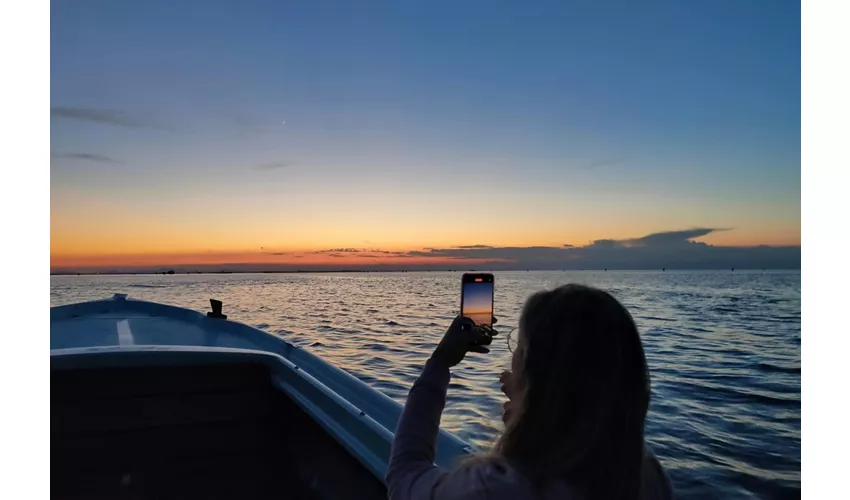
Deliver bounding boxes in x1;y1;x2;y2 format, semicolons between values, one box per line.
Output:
51;0;800;269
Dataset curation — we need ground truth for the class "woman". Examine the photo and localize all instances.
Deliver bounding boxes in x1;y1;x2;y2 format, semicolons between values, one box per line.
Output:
387;284;673;499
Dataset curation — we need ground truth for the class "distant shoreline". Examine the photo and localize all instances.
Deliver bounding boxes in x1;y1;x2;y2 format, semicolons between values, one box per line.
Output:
50;268;800;276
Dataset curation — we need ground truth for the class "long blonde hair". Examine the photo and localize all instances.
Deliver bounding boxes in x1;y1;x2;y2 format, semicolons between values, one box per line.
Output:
489;284;650;499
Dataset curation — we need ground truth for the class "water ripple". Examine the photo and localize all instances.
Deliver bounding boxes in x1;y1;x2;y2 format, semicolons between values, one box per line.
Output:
51;270;800;499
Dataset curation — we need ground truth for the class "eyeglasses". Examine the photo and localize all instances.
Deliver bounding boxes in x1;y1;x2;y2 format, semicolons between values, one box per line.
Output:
507;327;519;353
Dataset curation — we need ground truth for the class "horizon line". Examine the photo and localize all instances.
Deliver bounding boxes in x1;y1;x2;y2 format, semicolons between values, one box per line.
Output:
51;267;800;276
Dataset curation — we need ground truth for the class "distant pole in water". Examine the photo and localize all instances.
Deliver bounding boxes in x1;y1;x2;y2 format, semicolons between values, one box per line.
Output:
731;268;735;272
604;268;607;272
662;268;666;272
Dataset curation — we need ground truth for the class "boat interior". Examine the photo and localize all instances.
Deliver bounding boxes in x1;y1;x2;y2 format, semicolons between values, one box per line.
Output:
52;359;388;500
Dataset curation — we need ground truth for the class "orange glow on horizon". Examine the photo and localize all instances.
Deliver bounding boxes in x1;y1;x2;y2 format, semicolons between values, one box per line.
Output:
50;192;799;270
50;251;500;269
51;235;800;270
50;228;800;264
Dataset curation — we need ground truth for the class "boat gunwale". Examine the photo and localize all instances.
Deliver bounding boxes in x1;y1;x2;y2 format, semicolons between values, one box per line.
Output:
51;296;474;483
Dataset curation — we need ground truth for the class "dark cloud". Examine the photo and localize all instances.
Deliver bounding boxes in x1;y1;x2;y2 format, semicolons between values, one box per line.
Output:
610;228;725;248
51;106;169;130
399;228;799;270
313;248;364;253
455;245;494;249
405;245;569;262
254;161;291;170
310;248;408;255
51;151;123;164
587;239;617;249
298;248;413;260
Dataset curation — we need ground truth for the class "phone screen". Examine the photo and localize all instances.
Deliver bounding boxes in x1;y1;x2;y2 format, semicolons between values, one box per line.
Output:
461;274;494;327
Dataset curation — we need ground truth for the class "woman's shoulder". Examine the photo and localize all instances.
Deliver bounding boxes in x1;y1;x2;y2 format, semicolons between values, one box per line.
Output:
436;457;582;500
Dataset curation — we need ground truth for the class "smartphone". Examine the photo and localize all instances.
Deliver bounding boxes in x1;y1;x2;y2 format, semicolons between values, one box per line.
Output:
461;273;494;327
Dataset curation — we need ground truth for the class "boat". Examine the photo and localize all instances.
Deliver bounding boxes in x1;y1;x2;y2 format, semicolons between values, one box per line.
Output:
51;294;473;499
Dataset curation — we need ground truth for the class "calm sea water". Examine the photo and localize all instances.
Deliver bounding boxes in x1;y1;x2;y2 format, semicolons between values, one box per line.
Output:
50;270;800;499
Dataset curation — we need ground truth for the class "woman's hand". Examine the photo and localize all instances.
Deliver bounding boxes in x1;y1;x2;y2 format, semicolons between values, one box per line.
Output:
430;315;496;368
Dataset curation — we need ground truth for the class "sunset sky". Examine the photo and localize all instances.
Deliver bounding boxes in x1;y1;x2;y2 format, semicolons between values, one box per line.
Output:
50;1;800;271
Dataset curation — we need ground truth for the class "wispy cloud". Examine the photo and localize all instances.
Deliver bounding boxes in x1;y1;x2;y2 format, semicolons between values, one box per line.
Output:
51;151;124;165
585;157;626;169
253;161;291;170
312;248;364;253
310;248;407;256
51;106;169;130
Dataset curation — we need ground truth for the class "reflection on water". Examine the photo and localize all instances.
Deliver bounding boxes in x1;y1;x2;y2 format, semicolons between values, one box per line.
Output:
51;270;800;499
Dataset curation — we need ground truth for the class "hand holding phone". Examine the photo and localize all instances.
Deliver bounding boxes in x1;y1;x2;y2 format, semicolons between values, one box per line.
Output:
431;315;495;367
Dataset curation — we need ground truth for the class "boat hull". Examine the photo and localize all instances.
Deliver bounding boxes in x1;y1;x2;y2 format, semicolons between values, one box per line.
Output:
51;296;473;497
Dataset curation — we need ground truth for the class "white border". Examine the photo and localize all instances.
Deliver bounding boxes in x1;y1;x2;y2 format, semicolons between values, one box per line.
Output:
0;0;50;498
803;0;849;497
1;1;819;498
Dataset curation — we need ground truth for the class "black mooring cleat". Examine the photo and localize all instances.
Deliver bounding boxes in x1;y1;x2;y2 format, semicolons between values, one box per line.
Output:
207;299;227;319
